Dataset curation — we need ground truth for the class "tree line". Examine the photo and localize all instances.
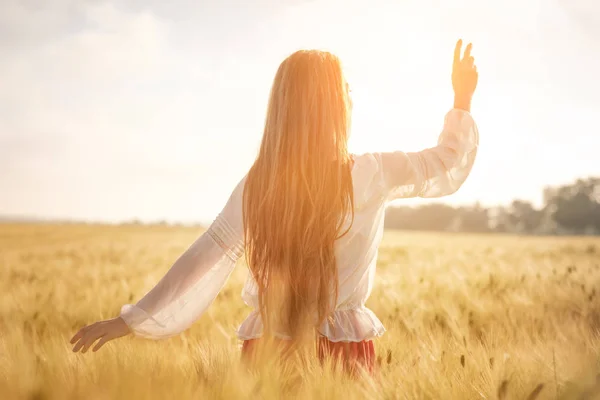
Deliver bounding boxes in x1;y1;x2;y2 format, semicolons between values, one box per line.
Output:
384;177;600;235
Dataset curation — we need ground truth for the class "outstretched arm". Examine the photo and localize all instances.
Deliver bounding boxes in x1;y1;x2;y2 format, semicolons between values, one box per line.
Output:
375;108;479;200
374;39;480;201
71;176;246;352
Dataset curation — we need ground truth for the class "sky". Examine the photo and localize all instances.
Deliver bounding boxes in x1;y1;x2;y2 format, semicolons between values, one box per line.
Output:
1;0;599;224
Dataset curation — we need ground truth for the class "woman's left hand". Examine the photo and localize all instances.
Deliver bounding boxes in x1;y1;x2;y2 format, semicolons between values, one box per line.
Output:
70;316;131;353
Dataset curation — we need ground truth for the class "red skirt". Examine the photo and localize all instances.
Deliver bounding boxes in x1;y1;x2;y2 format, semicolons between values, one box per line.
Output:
241;336;376;374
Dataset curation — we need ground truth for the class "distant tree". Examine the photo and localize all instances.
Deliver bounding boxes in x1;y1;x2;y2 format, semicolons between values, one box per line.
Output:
507;200;543;233
544;178;600;234
385;203;457;231
382;176;599;235
455;202;490;232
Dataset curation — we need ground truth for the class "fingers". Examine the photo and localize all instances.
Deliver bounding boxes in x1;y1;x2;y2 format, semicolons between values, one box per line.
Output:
72;337;85;352
92;335;112;352
454;40;476;74
72;325;104;353
71;319;127;354
453;39;463;66
463;43;472;61
72;332;92;352
73;332;102;353
70;323;94;344
70;330;83;344
454;40;476;71
81;333;105;353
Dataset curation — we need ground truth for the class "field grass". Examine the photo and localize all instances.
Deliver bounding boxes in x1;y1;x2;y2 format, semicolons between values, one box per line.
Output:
1;223;600;399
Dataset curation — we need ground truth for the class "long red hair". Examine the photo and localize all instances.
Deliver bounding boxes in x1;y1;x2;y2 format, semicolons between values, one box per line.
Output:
242;50;354;342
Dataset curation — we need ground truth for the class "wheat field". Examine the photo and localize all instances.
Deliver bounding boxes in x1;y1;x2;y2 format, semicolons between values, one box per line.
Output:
1;223;599;399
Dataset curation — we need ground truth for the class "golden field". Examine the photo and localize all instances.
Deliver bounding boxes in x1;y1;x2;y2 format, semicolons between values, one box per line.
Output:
1;223;599;400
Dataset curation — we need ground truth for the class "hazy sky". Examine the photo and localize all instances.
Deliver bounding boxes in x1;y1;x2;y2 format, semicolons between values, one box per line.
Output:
1;0;599;224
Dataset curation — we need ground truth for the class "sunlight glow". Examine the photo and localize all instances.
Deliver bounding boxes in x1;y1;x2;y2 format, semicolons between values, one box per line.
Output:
0;0;598;223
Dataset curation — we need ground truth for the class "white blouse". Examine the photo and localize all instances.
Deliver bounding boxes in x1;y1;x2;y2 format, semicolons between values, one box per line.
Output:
120;108;479;342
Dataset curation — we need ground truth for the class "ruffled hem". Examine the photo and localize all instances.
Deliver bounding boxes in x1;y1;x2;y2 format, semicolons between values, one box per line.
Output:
236;307;386;343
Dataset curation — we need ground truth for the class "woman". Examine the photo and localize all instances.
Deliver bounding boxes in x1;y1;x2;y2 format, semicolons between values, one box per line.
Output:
70;39;479;373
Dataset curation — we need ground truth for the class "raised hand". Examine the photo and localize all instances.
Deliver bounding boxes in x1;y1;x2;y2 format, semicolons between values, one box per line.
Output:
452;39;478;110
70;316;131;353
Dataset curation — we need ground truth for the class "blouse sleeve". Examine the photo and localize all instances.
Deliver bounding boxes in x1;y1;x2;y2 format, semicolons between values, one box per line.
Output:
373;108;479;201
119;176;246;339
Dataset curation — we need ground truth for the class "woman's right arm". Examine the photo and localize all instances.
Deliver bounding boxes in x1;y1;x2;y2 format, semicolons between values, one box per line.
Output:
374;39;479;201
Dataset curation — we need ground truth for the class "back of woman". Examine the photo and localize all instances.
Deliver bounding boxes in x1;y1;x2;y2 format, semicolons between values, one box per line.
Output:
71;40;480;375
